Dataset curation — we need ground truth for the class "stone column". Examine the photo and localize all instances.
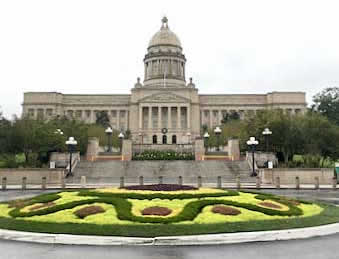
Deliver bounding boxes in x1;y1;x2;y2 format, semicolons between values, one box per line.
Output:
158;106;162;129
117;110;120;131
183;62;185;80
218;110;222;125
209;110;213;129
168;106;172;129
148;106;152;129
187;105;191;129
139;106;143;129
177;106;181;129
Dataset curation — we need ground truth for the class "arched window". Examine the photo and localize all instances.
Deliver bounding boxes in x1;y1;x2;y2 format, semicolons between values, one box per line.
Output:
162;135;167;144
172;135;177;144
153;135;157;144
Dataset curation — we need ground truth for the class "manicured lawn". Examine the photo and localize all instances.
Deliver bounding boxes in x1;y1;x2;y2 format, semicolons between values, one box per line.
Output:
0;186;339;237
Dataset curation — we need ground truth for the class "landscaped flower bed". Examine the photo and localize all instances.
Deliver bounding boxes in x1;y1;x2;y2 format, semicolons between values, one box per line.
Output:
133;150;194;160
124;184;198;191
0;185;339;237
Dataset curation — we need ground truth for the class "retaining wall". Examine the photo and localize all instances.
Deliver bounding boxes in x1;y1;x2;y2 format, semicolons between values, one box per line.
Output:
260;168;335;185
0;169;65;184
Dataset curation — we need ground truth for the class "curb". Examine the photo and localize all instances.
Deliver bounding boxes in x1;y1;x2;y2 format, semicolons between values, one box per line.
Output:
1;223;339;246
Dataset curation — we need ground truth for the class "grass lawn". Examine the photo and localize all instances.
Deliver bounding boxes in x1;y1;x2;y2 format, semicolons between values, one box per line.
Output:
0;186;339;237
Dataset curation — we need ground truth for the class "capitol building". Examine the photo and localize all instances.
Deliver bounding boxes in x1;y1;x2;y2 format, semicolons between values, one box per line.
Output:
22;17;306;145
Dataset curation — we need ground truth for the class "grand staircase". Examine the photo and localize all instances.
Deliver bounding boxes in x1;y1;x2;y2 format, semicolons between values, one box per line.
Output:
67;160;255;185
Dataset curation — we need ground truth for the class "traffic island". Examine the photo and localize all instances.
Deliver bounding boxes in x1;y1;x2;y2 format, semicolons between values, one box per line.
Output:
0;184;339;245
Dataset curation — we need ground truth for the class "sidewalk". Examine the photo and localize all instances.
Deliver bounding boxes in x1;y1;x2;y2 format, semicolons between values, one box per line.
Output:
0;183;337;190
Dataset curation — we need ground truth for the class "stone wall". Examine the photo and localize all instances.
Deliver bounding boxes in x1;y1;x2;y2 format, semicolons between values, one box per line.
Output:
0;169;64;184
246;152;278;168
260;168;335;185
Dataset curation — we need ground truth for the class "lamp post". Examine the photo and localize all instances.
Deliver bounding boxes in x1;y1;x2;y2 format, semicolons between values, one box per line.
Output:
203;132;210;153
118;132;124;153
65;137;77;177
247;137;259;177
214;126;222;151
262;128;272;152
105;127;113;153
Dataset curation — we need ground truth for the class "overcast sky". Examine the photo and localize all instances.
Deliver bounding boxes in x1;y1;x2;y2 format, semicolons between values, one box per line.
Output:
1;0;339;118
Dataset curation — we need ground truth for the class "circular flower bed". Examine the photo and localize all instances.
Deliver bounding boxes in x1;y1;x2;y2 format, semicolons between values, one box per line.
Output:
212;205;241;216
124;184;197;191
0;186;337;237
141;206;172;216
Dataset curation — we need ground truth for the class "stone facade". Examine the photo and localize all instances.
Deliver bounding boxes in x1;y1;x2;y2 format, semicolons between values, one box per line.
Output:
22;17;307;145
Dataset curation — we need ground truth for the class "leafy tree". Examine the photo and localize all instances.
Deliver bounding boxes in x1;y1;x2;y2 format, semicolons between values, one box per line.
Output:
221;111;240;124
95;111;110;128
201;124;208;134
312;87;339;125
125;129;131;140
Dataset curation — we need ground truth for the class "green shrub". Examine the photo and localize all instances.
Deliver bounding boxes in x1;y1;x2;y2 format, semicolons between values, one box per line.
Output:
133;150;194;160
78;189;239;200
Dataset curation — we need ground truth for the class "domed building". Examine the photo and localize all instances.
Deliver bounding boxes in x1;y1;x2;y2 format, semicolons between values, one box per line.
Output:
22;17;306;145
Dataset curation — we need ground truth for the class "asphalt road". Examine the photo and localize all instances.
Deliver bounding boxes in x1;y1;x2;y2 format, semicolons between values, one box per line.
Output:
1;189;339;259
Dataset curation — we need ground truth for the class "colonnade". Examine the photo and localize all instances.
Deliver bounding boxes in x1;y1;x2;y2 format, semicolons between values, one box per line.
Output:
139;105;190;130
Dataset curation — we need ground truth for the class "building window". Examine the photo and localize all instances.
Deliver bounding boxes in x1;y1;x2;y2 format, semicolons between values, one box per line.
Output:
153;135;157;144
172;135;177;144
37;109;44;119
46;109;53;116
28;109;35;117
120;110;125;118
111;110;116;118
67;110;74;117
162;135;167;144
85;110;91;118
295;109;301;114
75;110;82;118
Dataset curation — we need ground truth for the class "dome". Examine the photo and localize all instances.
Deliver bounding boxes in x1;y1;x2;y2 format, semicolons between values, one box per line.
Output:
148;17;182;48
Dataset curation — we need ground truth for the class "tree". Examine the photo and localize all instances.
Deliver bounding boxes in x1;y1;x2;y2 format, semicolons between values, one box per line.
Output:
312;87;339;125
0;110;11;154
221;111;240;124
95;111;110;128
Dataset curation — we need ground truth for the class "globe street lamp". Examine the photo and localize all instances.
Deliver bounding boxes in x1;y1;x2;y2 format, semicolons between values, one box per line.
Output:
214;126;222;151
247;137;259;177
105;127;113;153
54;129;64;135
203;132;210;153
262;128;272;152
65;137;77;177
118;132;124;153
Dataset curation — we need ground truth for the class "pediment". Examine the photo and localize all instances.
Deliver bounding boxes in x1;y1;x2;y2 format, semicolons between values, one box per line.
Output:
139;92;190;103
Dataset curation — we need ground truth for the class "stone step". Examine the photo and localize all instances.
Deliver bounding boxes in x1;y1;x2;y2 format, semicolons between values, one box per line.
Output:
69;160;255;184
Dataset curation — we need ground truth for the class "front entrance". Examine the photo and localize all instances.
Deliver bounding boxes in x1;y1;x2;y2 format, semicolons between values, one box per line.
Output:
162;135;167;144
153;135;157;144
